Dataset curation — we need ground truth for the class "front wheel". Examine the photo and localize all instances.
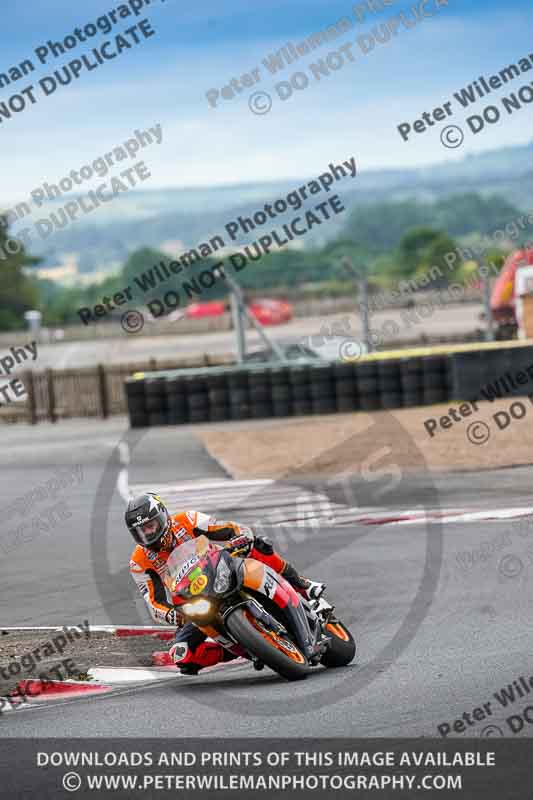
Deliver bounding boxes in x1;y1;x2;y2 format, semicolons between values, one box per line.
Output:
320;620;356;668
226;607;309;681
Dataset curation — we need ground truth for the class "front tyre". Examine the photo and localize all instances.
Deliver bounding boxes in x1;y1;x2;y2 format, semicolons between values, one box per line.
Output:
320;620;356;668
226;607;309;681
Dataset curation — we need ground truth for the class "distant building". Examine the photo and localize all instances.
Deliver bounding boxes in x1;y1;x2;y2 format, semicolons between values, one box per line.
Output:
77;268;116;287
286;239;305;251
160;233;306;265
34;254;79;285
33;254;116;287
160;239;187;257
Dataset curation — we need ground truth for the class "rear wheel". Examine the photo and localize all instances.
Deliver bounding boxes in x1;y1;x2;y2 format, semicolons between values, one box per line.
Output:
320;620;356;668
226;607;309;681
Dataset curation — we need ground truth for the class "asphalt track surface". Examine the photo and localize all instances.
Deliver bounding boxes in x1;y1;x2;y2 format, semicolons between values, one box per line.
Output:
1;417;533;739
34;303;482;368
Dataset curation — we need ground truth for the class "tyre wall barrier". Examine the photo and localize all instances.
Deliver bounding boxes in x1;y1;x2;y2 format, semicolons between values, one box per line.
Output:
124;354;453;428
451;344;533;402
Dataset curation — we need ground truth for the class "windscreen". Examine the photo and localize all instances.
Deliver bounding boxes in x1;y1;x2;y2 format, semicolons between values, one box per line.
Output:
164;535;210;591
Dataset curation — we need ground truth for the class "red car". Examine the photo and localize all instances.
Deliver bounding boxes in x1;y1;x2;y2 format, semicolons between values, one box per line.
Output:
248;299;293;326
185;301;226;318
185;298;293;326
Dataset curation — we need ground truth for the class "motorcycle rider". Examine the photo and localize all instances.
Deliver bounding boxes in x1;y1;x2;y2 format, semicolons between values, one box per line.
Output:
127;492;325;674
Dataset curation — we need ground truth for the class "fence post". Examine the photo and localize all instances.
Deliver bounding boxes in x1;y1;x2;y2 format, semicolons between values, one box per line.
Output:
45;369;57;423
23;370;37;425
358;271;372;353
97;364;109;419
482;274;494;341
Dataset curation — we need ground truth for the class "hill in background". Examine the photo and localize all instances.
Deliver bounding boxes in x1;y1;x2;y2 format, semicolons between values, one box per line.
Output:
13;139;533;278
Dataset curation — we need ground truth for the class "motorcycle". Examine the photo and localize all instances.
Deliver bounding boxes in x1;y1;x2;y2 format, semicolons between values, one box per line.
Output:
163;535;355;681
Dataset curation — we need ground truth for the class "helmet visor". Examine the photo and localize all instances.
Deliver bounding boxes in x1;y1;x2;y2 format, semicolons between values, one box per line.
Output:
131;516;164;546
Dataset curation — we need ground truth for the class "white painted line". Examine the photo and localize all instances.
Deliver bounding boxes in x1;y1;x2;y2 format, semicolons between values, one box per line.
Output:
0;626;104;632
153;479;273;490
482;506;533;519
118;441;130;466
88;667;179;683
117;441;131;503
0;625;170;633
89;659;247;684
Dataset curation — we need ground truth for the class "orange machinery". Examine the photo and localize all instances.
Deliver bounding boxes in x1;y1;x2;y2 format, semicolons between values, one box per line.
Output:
490;248;533;337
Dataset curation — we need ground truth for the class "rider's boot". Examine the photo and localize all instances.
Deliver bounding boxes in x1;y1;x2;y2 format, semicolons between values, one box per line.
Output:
169;641;239;675
281;562;326;603
249;541;327;605
169;642;244;675
178;664;201;676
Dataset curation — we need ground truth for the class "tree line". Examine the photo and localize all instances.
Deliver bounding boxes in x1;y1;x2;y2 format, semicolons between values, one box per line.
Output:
0;192;522;330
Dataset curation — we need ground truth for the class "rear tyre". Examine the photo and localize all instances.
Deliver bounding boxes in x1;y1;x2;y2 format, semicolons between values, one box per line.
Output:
225;607;309;681
320;620;356;668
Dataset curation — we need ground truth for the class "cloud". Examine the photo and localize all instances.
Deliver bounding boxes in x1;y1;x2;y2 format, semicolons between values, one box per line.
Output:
3;0;533;200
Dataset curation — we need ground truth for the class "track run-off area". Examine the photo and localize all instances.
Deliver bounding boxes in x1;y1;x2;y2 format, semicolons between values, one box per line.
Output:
1;417;533;739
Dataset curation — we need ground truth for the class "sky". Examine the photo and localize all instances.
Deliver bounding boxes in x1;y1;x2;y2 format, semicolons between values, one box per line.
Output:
4;0;533;201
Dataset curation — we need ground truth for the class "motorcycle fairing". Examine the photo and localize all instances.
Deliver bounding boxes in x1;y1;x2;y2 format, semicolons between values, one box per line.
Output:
242;558;299;609
242;560;317;659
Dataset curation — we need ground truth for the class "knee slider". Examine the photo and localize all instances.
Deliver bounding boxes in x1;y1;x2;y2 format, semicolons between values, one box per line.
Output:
170;642;189;664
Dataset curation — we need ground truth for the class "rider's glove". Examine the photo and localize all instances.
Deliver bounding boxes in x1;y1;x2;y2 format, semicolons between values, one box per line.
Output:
165;608;183;627
252;534;274;556
224;534;253;557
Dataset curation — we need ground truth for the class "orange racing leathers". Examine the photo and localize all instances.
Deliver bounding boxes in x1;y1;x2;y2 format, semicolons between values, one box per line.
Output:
129;510;287;627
